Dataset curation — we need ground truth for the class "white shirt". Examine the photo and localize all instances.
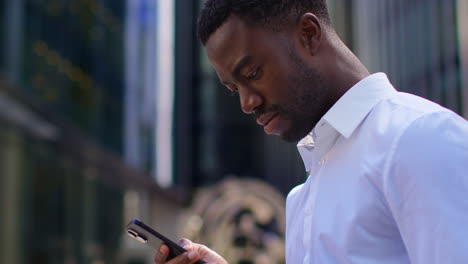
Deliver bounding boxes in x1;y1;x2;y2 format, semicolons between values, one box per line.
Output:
286;73;468;264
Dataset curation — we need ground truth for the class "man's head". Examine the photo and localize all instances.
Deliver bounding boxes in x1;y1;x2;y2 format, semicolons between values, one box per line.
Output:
197;0;331;45
197;0;338;142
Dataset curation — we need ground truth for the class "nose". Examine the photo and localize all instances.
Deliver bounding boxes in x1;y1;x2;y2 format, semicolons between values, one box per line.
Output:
239;87;262;114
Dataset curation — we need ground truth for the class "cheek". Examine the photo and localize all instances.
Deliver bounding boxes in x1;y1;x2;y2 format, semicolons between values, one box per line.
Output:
260;66;292;102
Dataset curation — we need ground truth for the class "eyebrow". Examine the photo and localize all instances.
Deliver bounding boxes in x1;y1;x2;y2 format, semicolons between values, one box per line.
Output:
221;55;254;86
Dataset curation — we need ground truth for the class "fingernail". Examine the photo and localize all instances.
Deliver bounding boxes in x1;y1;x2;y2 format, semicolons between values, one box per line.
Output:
187;251;198;260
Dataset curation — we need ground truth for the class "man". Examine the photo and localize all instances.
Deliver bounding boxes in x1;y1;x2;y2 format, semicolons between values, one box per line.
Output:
155;0;468;263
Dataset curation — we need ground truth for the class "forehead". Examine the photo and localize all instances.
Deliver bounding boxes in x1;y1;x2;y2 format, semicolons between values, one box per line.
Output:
205;16;283;78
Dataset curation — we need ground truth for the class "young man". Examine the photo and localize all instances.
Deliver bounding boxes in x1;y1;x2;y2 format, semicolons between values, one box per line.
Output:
155;0;468;263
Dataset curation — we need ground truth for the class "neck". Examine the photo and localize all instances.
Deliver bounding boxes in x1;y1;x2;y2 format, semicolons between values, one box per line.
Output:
323;30;370;101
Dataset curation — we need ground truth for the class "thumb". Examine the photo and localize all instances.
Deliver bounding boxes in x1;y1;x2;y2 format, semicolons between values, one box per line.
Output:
178;238;195;251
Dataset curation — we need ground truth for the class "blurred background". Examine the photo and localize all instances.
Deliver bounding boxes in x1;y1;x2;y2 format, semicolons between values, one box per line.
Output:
0;0;467;263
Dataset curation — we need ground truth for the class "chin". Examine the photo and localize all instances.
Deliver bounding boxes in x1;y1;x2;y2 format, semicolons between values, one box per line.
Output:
279;130;309;143
279;121;315;143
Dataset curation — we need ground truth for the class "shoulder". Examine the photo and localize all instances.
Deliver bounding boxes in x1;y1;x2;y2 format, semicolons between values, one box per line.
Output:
361;92;467;187
382;108;468;211
364;92;461;147
373;92;450;127
399;109;467;143
382;93;468;173
385;90;468;154
391;109;468;166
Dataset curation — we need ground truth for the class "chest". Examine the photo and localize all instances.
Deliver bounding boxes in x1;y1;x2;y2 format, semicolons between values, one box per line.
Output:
286;145;406;263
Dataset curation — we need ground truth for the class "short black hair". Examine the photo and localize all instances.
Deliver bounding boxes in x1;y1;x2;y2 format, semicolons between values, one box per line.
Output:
197;0;331;45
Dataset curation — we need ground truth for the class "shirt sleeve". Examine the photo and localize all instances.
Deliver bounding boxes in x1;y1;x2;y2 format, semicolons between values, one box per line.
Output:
384;111;468;264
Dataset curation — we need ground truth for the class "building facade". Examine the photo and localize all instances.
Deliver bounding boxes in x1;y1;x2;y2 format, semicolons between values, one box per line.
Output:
0;1;180;263
330;0;467;116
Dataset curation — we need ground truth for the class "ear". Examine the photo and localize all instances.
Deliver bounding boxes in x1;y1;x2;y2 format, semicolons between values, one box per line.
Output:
297;13;322;55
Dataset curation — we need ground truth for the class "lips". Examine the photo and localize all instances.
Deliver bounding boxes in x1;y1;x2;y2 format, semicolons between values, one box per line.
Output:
256;112;279;127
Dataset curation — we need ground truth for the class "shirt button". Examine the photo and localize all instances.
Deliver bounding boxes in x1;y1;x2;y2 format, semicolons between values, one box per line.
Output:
318;158;327;165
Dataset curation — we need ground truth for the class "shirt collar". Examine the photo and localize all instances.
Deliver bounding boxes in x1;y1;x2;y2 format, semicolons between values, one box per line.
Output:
297;73;396;171
322;72;396;139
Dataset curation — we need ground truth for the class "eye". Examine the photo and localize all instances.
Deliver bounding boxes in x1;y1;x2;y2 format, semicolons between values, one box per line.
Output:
246;67;262;80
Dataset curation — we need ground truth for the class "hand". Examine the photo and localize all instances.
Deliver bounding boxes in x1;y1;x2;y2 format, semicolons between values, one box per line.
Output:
154;238;228;264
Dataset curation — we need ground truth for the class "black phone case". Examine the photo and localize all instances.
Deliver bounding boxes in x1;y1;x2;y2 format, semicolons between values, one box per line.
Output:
126;219;206;264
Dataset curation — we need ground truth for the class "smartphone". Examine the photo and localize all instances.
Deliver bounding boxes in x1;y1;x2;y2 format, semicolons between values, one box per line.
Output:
126;218;206;264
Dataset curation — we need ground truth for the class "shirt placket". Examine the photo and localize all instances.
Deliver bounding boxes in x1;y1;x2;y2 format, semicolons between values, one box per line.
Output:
302;124;333;264
302;166;323;264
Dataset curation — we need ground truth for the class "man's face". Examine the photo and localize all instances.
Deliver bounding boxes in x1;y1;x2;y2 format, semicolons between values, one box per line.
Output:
205;16;331;142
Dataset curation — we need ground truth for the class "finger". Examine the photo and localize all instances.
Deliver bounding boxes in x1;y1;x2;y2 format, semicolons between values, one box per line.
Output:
161;251;200;264
178;238;194;251
187;251;201;263
193;243;226;263
154;244;169;264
